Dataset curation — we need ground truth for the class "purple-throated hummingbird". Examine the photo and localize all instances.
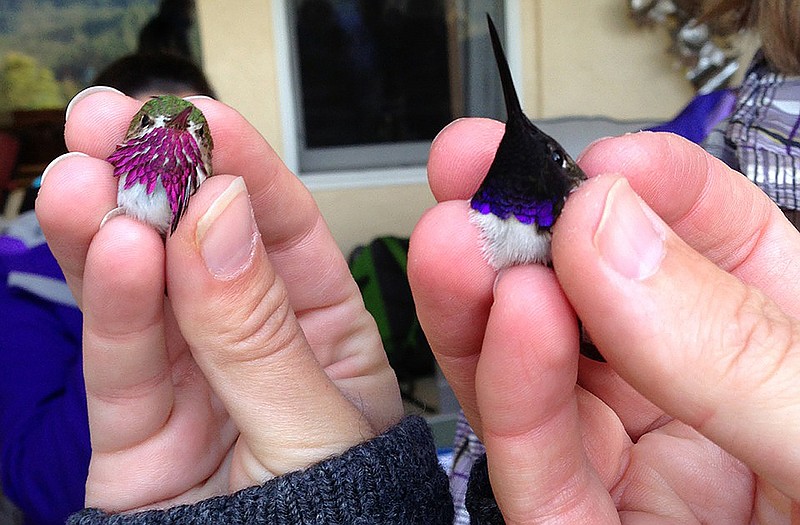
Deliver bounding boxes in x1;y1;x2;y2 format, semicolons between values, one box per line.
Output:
106;94;213;235
469;16;586;269
471;16;603;361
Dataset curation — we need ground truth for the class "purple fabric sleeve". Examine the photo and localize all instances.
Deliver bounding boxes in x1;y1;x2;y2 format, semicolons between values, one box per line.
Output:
0;243;88;525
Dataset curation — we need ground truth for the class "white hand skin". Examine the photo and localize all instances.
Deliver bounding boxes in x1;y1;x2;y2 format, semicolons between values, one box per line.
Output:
37;88;402;511
411;119;800;523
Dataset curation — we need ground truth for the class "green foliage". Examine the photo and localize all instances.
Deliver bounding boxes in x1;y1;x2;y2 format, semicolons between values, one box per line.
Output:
0;51;65;112
0;0;158;110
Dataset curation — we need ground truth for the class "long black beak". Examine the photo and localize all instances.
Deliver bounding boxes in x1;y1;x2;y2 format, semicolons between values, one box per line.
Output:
487;14;524;123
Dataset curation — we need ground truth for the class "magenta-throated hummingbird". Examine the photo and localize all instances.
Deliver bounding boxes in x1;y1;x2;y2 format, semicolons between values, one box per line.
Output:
106;95;213;235
469;16;586;269
471;17;603;361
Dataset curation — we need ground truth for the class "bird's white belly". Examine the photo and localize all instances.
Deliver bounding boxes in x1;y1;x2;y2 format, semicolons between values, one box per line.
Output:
469;208;552;269
117;176;171;234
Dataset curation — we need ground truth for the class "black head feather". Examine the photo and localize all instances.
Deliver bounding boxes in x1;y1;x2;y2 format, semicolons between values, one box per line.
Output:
470;15;586;231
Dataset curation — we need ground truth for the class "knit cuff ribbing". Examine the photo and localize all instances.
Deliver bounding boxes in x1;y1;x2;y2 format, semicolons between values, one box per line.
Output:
465;454;503;524
68;415;454;525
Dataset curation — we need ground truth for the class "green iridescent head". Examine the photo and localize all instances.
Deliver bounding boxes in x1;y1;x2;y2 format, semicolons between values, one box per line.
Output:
108;94;214;235
126;94;213;157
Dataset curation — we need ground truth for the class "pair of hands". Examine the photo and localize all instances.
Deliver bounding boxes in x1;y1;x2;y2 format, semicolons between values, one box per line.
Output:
415;119;800;522
39;89;800;521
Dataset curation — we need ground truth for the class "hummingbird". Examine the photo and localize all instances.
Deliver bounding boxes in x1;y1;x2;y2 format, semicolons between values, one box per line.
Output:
106;95;213;235
469;16;586;269
471;16;603;361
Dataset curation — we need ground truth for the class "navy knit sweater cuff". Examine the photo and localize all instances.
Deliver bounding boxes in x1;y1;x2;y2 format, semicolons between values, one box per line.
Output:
465;454;503;524
67;415;454;525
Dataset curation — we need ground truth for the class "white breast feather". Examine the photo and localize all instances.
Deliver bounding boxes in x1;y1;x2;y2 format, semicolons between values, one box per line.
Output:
117;175;172;234
469;208;552;269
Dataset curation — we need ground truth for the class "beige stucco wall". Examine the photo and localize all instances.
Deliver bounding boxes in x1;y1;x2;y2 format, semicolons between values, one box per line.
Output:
310;184;437;256
196;0;698;256
519;1;695;119
195;0;285;159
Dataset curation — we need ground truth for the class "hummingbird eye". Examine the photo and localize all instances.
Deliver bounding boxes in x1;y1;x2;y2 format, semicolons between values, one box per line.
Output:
550;148;566;168
140;114;153;127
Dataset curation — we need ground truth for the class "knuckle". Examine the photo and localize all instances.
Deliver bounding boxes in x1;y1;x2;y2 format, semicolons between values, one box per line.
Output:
202;270;304;367
718;287;796;391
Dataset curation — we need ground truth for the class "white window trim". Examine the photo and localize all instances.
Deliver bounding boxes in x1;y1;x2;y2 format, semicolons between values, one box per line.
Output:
271;0;522;191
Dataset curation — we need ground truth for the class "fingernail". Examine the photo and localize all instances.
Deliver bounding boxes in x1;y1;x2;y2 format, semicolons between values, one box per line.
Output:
99;207;125;230
492;268;506;297
431;117;468;146
197;177;258;280
594;178;665;280
65;85;125;121
183;95;215;102
40;151;89;190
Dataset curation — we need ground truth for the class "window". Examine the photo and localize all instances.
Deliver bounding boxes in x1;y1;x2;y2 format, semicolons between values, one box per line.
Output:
287;0;506;173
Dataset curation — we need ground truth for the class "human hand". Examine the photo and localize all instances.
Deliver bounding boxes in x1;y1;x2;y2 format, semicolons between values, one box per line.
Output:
409;119;800;522
36;87;402;512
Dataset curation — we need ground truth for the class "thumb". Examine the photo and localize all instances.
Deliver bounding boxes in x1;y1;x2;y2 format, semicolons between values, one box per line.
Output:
553;175;800;499
165;176;372;484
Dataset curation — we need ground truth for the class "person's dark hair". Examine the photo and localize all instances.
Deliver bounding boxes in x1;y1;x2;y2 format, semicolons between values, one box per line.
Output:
93;53;216;99
138;0;195;58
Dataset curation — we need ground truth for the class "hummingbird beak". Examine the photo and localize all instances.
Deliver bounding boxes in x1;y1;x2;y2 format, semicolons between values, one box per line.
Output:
167;106;193;129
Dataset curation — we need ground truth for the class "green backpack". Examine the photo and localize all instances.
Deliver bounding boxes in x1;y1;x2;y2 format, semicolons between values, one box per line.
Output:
348;236;434;386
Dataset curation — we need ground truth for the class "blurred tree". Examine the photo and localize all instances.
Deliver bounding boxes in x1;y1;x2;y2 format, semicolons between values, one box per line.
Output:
0;52;65;112
0;1;159;98
0;0;205;113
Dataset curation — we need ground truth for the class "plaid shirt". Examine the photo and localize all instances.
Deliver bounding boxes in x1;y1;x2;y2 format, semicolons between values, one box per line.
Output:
449;411;485;524
704;52;800;211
